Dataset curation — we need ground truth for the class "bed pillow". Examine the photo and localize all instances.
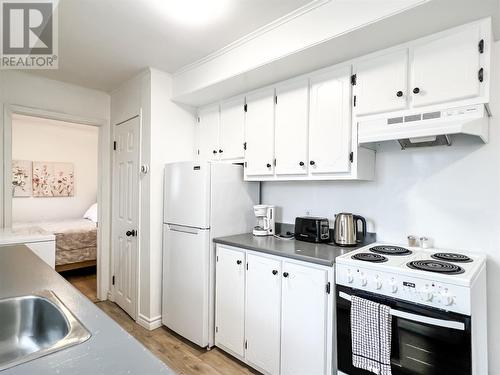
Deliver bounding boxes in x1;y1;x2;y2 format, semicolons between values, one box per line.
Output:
84;203;98;223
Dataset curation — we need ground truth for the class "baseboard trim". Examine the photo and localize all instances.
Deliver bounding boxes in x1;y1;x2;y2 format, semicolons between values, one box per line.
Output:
137;313;162;330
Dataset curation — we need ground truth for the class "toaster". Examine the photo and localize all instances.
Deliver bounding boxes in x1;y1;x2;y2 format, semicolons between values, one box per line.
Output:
294;217;330;243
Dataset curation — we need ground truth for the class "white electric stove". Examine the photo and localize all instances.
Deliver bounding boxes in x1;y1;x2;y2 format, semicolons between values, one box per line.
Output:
335;243;488;375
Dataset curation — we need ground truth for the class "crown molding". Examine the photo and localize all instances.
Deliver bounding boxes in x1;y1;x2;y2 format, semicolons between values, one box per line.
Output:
173;0;331;76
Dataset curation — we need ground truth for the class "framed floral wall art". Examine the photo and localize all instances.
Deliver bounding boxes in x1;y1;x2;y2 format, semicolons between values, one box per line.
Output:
32;161;74;197
12;160;32;197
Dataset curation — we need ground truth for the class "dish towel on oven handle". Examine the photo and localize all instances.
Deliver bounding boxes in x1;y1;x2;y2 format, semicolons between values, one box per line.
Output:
351;295;392;375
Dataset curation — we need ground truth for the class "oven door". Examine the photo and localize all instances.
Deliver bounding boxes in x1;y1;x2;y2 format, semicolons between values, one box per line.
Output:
336;285;472;375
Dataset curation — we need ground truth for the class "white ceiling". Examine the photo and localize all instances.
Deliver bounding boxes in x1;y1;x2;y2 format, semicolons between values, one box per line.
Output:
30;0;312;92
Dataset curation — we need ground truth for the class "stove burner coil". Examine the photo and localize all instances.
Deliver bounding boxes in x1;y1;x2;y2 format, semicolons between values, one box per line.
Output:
352;253;388;263
370;245;412;256
407;260;465;274
431;253;472;263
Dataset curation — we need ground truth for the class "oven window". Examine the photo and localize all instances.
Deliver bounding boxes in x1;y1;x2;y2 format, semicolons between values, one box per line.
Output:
336;287;472;375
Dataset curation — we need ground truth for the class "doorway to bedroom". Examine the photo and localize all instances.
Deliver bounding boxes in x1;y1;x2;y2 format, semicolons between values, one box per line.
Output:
11;114;100;302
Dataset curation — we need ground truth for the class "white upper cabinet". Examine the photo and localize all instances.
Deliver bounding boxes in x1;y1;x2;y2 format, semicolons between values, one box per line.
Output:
274;79;309;176
198;105;220;161
245;254;282;375
355;20;489;117
215;246;246;357
354;49;409;116
411;26;482;108
244;88;275;177
219;97;245;160
309;66;352;175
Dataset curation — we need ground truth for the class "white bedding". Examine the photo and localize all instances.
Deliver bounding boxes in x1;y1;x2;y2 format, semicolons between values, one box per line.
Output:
14;218;96;234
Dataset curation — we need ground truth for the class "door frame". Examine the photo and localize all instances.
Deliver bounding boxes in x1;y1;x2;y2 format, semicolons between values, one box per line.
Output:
110;114;142;321
2;104;111;300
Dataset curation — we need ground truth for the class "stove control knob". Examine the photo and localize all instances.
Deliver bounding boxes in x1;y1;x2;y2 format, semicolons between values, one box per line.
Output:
347;272;354;284
441;290;455;306
360;275;368;287
373;276;382;290
419;287;433;302
389;280;398;293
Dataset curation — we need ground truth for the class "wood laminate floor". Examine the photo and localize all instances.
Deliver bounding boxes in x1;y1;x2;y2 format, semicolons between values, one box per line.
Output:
63;269;258;375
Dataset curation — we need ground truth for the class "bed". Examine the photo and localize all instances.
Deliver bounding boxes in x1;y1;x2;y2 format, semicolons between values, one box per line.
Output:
14;218;97;272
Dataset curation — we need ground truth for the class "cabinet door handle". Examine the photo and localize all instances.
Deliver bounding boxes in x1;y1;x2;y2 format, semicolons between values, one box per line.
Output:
266;163;271;168
219;149;223;153
212;150;217;154
413;87;420;94
299;161;304;166
309;160;315;166
236;260;242;265
283;272;289;278
272;270;278;275
396;90;403;97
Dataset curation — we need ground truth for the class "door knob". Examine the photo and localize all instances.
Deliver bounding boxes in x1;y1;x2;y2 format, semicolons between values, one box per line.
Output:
396;91;403;97
283;272;289;278
299;161;304;166
266;163;271;168
219;149;223;153
309;160;315;166
413;87;420;94
126;230;136;237
236;260;242;265
272;270;278;275
212;150;217;154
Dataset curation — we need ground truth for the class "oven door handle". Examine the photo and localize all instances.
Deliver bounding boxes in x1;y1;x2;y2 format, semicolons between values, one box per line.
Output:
339;291;465;331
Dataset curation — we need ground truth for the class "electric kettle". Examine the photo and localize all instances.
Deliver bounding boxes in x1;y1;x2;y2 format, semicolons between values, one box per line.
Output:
333;213;366;246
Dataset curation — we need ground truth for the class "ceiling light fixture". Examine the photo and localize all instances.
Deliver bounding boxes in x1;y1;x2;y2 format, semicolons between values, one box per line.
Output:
151;0;230;27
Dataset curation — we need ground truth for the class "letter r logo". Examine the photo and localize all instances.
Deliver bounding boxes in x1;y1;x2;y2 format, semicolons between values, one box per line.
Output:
2;2;53;54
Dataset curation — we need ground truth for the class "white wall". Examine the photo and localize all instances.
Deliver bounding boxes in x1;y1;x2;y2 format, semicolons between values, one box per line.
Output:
0;71;111;300
262;41;500;373
12;115;99;222
110;68;196;328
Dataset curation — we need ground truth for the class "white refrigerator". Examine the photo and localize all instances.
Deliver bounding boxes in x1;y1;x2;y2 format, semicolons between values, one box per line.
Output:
162;161;259;347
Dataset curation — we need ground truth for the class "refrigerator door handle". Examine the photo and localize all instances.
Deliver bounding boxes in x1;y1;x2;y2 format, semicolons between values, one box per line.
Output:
168;225;200;235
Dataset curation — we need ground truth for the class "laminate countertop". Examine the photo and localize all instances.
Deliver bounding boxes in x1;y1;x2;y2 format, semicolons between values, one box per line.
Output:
213;233;376;267
0;245;172;375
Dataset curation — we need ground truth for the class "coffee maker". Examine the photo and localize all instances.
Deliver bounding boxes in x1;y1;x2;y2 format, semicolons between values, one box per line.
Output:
253;205;275;236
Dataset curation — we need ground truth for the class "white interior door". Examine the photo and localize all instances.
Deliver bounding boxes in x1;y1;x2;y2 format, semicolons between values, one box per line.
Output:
274;79;309;176
112;116;140;319
354;49;409;116
215;245;246;357
244;88;275;176
162;224;210;347
198;105;220;161
281;262;328;375
411;26;482;107
309;67;352;175
245;253;282;375
219;97;245;160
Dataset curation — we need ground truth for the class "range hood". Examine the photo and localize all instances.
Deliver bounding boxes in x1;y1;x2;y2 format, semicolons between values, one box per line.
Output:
358;104;490;149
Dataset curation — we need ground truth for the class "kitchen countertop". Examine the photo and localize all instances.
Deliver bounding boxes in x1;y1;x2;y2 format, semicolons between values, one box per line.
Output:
213;233;376;267
0;245;172;375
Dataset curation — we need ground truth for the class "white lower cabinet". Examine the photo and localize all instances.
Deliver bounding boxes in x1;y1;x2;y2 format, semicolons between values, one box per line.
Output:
281;262;329;375
215;244;334;375
215;246;246;357
245;254;282;374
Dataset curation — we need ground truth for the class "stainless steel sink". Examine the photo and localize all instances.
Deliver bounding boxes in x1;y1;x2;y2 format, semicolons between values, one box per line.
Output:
0;290;91;371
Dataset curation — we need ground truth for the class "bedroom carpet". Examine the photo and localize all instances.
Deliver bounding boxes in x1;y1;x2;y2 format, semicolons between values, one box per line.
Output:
65;269;257;375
